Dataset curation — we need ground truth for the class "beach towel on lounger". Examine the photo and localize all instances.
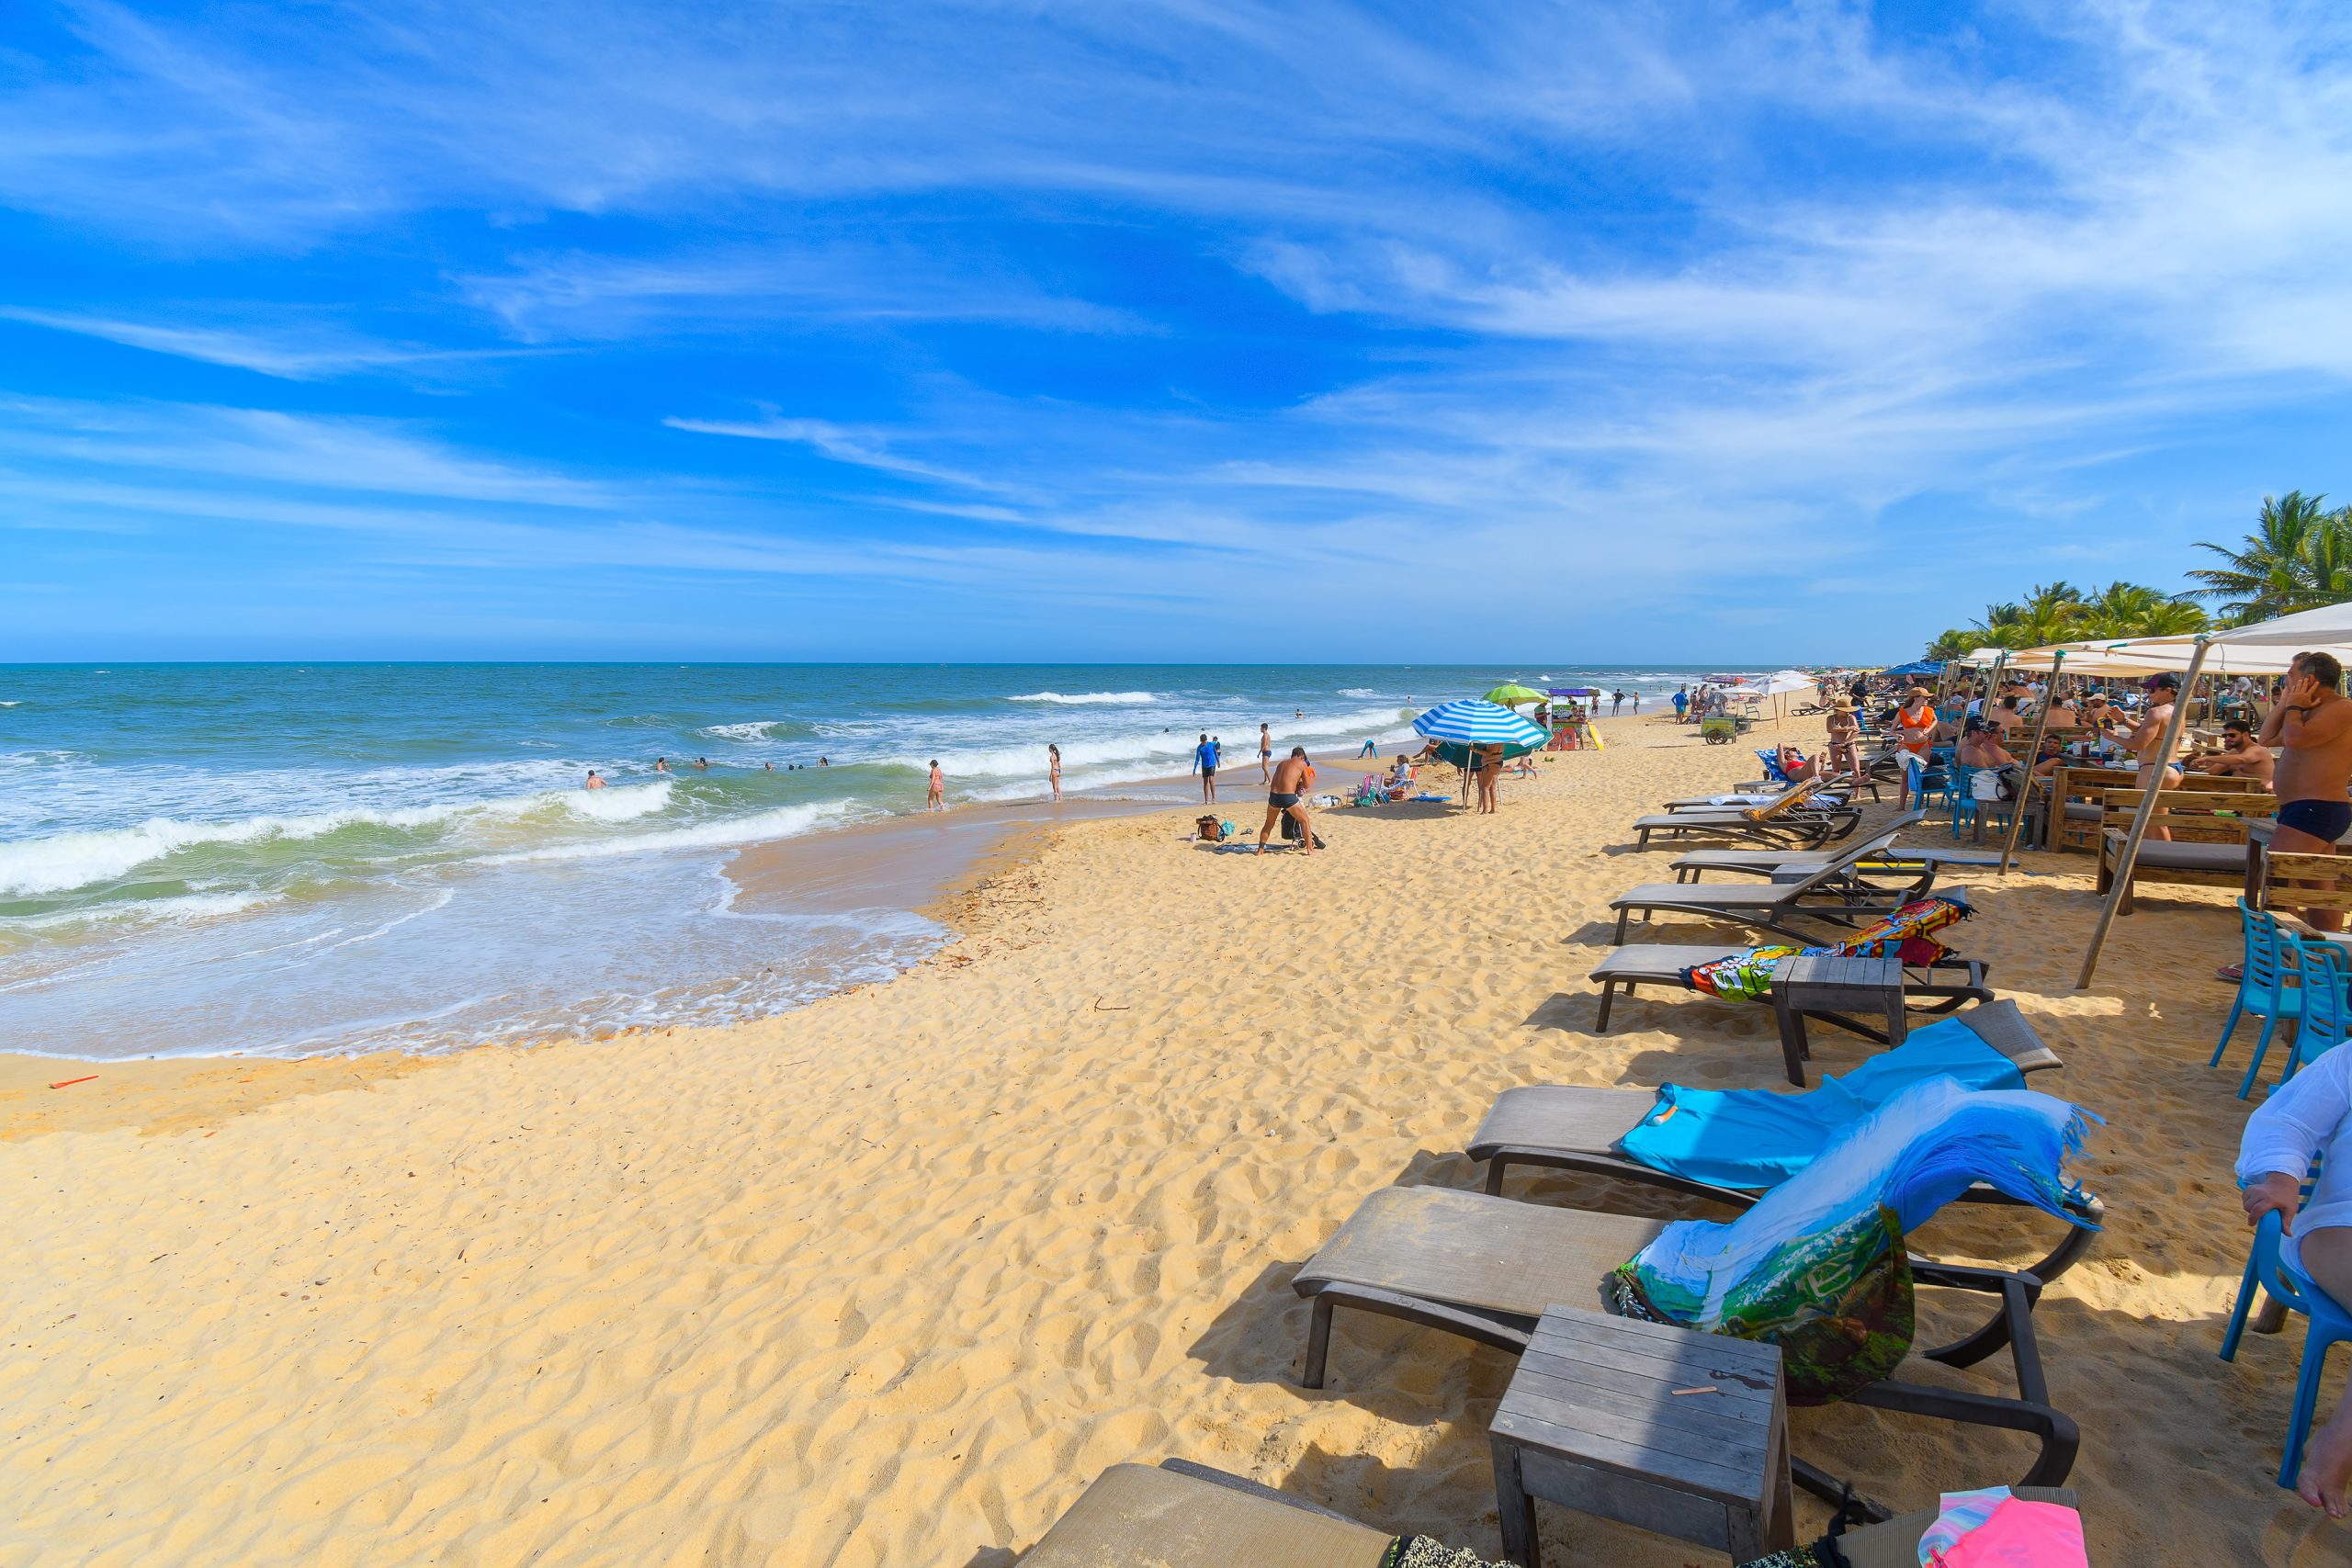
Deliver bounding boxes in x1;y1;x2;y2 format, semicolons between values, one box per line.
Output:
1602;1077;2092;1404
1613;1016;2028;1189
1680;892;1972;1003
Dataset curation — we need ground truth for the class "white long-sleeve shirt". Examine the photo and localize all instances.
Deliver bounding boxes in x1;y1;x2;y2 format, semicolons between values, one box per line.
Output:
2236;1041;2352;1271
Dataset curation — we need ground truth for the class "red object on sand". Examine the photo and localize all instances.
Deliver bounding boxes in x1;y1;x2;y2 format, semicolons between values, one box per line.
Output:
50;1075;97;1089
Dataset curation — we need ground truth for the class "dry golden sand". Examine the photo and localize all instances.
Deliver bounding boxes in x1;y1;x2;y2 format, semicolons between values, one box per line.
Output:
2;715;2346;1565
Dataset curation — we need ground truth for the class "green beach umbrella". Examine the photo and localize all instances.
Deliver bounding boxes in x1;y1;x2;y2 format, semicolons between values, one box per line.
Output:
1482;682;1546;707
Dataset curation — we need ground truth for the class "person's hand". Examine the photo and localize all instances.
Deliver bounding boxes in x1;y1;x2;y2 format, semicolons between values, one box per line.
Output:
2245;1172;2302;1233
2284;672;2320;709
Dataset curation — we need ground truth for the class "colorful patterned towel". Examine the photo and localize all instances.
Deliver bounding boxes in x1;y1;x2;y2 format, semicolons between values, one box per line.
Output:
1603;1077;2093;1404
1682;892;1973;1002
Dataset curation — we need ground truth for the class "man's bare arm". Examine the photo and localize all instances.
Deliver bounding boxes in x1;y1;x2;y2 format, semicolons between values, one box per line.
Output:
2287;699;2352;748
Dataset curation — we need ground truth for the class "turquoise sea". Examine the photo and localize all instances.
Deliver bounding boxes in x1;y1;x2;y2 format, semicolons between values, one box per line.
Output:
0;663;1730;1059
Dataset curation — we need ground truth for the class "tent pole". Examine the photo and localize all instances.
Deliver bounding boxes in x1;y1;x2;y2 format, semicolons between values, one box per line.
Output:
1998;649;2064;874
2075;638;2212;988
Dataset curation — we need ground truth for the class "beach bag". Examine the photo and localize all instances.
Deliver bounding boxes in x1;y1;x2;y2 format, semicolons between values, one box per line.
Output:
1195;815;1224;841
1972;770;2004;802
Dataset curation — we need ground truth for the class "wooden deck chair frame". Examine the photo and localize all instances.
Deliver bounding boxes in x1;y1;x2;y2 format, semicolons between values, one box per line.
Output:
1289;1186;2077;1518
2261;851;2352;922
1464;999;2106;1332
1606;853;1946;945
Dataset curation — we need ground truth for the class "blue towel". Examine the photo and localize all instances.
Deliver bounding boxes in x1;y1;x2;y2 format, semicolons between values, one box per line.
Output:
1611;1017;2027;1190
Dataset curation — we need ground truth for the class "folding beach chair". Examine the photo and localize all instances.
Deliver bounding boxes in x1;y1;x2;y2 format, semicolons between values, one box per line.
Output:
1465;1000;2104;1302
1291;1092;2086;1515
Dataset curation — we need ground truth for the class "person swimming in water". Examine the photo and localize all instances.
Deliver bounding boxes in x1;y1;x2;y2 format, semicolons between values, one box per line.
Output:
584;769;606;789
654;757;671;773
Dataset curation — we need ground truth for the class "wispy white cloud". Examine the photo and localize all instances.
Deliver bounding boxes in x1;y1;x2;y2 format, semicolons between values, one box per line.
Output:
662;411;1008;491
0;308;527;380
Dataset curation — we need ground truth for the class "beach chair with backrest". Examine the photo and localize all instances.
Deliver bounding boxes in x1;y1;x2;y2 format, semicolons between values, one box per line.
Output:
2095;788;2277;913
1291;1082;2087;1513
1630;781;1860;851
2220;1209;2352;1495
2213;900;2303;1095
1662;818;2014;883
1466;1000;2104;1303
1606;845;1951;945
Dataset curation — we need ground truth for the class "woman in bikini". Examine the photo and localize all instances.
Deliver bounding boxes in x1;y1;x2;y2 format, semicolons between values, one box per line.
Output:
1047;743;1061;804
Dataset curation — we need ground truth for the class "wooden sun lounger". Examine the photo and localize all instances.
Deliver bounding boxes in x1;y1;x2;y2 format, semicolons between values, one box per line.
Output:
1607;853;1945;945
1020;1461;1394;1567
1290;1186;2077;1513
1464;999;2103;1304
1022;1458;2081;1568
1629;784;1861;850
1589;943;1993;1084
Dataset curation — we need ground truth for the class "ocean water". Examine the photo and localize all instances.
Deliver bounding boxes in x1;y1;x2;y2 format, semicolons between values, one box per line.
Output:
0;663;1731;1059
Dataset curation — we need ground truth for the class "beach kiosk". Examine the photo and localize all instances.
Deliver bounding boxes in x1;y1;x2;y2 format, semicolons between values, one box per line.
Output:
1547;688;1604;750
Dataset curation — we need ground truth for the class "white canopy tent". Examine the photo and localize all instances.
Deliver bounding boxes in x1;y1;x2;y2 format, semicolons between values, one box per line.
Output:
2076;605;2352;986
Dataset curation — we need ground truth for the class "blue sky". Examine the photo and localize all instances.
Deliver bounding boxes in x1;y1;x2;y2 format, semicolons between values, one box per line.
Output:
4;1;2349;663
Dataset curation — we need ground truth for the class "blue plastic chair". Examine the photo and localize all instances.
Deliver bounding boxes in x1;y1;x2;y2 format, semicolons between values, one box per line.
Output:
2216;900;2303;1096
1950;766;2019;844
2278;938;2352;1092
2219;1208;2352;1489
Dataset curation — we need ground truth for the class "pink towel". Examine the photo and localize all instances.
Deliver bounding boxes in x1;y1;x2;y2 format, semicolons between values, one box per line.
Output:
1927;1497;2087;1567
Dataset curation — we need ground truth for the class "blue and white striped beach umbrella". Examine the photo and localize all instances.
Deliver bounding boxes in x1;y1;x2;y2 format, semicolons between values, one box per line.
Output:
1412;698;1548;751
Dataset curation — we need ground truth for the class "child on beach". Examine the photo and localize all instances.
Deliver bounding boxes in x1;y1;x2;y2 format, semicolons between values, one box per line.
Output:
927;761;944;811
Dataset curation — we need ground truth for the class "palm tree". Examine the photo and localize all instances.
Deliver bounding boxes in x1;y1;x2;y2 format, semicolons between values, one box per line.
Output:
2188;491;2342;622
2075;581;2208;639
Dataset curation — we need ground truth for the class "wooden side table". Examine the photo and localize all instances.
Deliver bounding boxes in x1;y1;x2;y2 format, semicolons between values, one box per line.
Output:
1769;953;1906;1086
1491;1304;1792;1567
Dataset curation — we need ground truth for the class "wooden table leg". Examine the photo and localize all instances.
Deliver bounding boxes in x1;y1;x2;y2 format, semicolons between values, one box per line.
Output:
1493;1437;1539;1568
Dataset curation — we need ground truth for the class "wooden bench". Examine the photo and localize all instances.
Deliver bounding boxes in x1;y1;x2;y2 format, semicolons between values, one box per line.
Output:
2046;766;2263;852
2096;788;2277;913
2260;850;2352;922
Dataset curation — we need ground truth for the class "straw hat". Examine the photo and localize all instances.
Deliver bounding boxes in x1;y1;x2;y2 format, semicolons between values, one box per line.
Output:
1831;695;1853;711
1906;685;1932;699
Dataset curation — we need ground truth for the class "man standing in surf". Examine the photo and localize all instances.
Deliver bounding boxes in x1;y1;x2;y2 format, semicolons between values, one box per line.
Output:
1259;723;1272;783
1194;732;1218;803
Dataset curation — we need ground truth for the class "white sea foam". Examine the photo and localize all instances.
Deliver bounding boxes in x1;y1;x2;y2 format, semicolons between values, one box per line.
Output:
700;719;794;740
0;782;673;897
1338;687;1382;699
11;891;282;931
564;779;673;821
1005;691;1157;705
483;801;849;865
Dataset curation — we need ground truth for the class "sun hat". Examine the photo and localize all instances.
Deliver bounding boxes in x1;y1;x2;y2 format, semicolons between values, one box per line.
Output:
1907;685;1932;699
1832;695;1853;711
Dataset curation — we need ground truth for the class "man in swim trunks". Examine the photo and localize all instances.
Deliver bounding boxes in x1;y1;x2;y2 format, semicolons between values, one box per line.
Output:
2188;718;2275;789
1259;723;1272;783
2259;650;2352;932
1258;746;1317;855
2108;671;2185;840
1194;732;1218;803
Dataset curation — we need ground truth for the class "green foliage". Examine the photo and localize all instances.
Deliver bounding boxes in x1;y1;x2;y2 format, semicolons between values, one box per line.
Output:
2188;491;2352;624
1933;579;2207;656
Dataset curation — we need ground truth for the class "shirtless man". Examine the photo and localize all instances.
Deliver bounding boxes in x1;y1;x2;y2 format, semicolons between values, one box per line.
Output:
1259;723;1272;783
2258;651;2352;932
1258;746;1317;855
2109;671;2185;841
584;769;606;790
2188;719;2276;790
